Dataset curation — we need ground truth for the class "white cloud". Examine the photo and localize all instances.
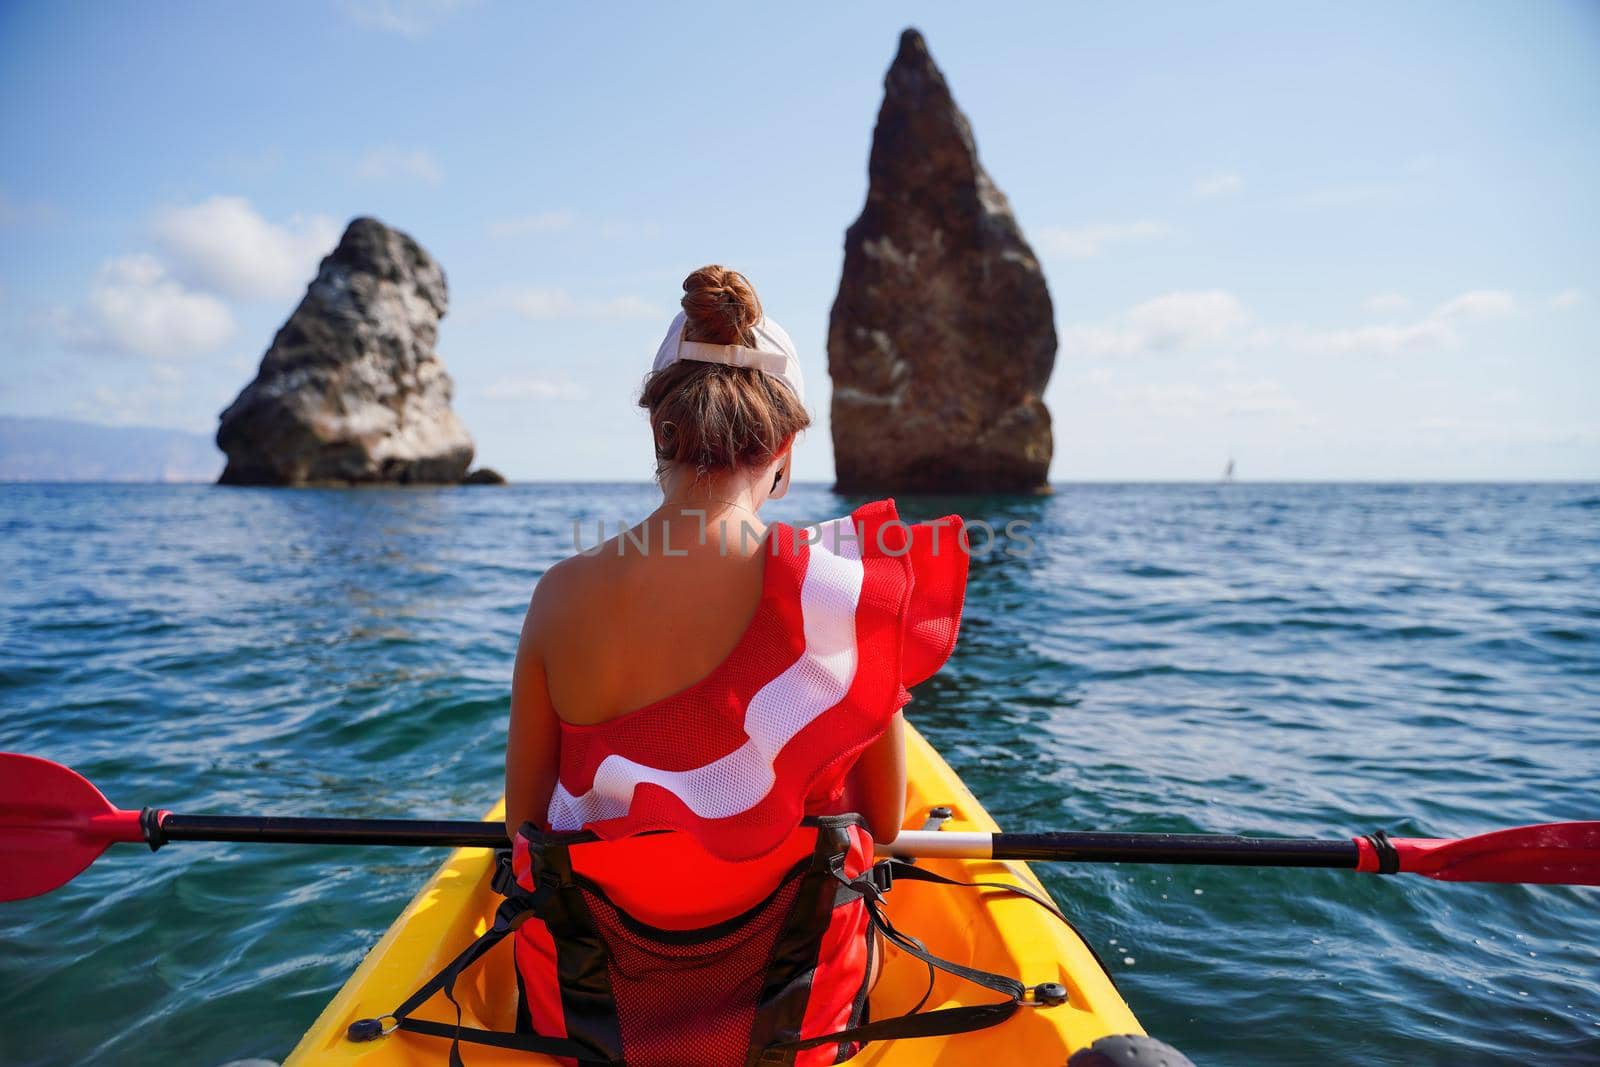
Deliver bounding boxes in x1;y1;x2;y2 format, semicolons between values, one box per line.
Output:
1435;289;1517;320
151;196;340;302
490;287;659;321
1082;367;1304;423
486;211;577;238
1297;320;1454;354
67;255;237;359
478;376;588;402
1062;290;1250;356
1297;289;1516;354
1193;172;1243;199
1066;286;1520;361
1549;288;1585;310
338;0;477;36
1125;291;1251;348
1362;293;1413;314
1039;220;1170;259
1119;383;1207;419
354;148;444;185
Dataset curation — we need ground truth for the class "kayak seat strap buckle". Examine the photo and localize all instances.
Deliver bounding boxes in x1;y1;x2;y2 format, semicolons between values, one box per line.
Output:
490;848;518;896
829;858;895;904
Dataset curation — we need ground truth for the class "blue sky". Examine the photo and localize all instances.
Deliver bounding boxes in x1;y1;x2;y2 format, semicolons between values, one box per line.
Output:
2;1;1596;480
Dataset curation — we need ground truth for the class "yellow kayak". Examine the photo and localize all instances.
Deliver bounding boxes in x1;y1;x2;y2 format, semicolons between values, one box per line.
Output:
286;723;1142;1064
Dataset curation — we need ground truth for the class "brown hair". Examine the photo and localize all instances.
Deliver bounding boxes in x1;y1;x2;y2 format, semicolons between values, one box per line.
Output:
640;266;811;476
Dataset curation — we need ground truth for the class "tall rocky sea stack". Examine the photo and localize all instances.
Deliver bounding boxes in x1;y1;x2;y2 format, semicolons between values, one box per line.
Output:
216;218;475;486
828;29;1055;493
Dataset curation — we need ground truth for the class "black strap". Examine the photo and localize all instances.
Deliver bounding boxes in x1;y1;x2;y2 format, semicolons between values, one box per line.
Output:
352;890;615;1065
846;859;1123;993
1364;829;1401;875
768;855;1136;1054
774;999;1021;1051
870;891;1026;1000
764;874;1027;1053
396;1018;615;1063
876;859;1072;923
386;895;525;1022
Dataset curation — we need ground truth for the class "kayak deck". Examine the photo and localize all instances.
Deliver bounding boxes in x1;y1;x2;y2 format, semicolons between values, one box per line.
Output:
286;724;1141;1064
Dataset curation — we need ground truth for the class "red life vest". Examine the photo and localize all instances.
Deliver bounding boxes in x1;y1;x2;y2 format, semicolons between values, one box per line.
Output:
510;499;968;1066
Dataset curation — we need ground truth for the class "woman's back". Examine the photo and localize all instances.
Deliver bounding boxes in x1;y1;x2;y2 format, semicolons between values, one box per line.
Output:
536;513;770;728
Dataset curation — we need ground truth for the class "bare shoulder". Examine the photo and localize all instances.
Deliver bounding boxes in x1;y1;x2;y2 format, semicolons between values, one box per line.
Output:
525;543;618;635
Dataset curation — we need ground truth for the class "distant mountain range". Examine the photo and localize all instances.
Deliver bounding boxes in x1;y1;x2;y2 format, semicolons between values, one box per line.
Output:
0;416;223;482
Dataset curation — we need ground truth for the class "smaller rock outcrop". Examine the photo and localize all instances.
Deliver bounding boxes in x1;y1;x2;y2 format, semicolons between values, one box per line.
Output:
462;467;507;485
216;217;475;486
828;29;1056;493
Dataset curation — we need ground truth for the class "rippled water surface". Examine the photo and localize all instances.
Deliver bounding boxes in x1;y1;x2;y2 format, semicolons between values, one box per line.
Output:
2;483;1597;1066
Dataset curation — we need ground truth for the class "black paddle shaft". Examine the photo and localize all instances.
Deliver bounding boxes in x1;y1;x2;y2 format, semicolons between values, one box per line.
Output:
146;816;1359;869
148;812;509;849
989;830;1360;868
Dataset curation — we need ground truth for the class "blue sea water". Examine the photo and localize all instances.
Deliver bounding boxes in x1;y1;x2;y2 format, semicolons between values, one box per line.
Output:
1;482;1597;1066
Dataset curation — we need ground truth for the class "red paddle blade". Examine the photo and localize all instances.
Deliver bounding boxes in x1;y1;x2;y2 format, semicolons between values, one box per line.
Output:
1360;822;1600;886
0;754;147;902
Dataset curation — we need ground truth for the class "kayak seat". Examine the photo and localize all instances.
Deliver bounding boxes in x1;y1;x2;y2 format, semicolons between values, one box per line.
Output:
346;813;1101;1066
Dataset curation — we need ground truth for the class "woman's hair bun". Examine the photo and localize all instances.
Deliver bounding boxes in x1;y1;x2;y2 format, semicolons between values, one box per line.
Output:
680;265;763;346
641;264;809;478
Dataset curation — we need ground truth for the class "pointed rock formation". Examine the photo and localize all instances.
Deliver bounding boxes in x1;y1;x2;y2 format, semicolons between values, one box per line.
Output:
216;217;475;486
828;29;1055;493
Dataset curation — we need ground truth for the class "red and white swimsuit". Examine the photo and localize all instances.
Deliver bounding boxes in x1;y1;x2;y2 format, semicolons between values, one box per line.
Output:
545;498;968;860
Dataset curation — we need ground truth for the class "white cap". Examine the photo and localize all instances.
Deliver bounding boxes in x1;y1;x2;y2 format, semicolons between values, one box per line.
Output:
651;310;806;406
